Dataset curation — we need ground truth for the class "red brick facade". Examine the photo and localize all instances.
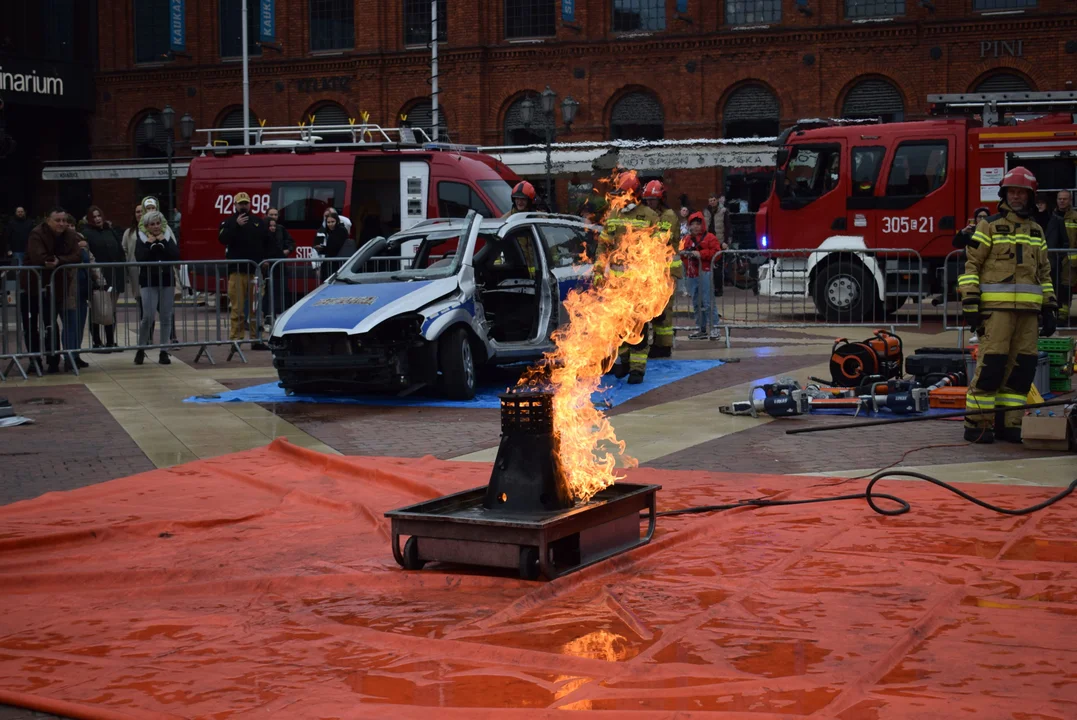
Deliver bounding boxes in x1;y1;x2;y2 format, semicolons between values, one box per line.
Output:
88;0;1077;218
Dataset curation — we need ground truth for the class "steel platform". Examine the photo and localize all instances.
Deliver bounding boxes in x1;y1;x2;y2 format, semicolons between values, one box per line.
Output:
386;482;660;580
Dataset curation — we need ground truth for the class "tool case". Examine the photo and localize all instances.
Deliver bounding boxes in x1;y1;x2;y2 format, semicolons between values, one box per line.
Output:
929;386;967;409
906;347;971;385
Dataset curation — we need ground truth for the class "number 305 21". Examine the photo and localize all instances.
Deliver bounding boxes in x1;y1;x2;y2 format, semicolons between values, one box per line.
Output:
882;216;934;233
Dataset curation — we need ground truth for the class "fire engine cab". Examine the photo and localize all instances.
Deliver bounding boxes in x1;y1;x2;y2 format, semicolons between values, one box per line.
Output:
181;123;520;289
755;92;1077;320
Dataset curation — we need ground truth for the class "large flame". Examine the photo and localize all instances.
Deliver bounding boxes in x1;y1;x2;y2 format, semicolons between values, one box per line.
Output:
518;170;674;502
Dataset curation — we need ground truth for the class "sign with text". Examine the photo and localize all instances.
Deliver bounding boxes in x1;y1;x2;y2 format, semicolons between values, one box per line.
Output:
295;77;351;93
0;54;94;110
562;0;574;22
169;0;186;52
259;0;275;44
618;146;777;170
980;40;1023;58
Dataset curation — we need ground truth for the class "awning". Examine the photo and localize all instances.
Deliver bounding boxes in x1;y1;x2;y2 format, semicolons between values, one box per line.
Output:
484;148;609;176
489;143;776;176
42;162;190;181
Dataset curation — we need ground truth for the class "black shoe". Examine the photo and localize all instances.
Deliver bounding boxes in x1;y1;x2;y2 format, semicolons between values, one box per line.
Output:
250;342;270;351
998;427;1022;443
613;362;629;379
46;362;60;374
964;426;995;444
73;356;89;369
649;345;672;359
159;351;171;365
628;371;645;385
134;350;145;365
91;340;106;354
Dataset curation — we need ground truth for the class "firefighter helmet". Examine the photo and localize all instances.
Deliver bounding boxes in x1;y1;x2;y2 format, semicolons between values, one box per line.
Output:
642;180;665;200
615;173;641;196
999;166;1038;194
511;181;536;202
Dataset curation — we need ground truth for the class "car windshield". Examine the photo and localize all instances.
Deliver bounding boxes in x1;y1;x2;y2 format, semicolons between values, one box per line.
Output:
478;179;513;215
334;226;498;284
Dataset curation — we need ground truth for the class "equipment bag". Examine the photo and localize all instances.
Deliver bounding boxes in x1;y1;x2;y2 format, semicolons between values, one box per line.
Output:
905;347;971;386
829;330;904;387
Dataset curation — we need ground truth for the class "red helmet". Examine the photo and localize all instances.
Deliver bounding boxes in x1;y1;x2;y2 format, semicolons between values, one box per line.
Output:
642;180;665;200
512;181;537;202
616;173;641;196
999;166;1038;193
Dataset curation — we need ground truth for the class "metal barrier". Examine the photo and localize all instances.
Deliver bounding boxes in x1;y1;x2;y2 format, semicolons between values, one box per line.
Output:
941;247;1077;346
0;266;46;380
674;250;726;346
714;248;924;331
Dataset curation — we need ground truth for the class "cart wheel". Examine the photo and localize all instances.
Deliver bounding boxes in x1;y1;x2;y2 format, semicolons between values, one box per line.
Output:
403;537;426;571
519;546;540;581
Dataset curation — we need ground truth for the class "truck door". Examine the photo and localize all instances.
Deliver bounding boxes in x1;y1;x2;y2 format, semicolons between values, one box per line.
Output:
846;145;886;245
862;138;957;255
769;143;846;250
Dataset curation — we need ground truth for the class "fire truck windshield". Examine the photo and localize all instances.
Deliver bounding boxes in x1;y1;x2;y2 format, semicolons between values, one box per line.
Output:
776;144;841;205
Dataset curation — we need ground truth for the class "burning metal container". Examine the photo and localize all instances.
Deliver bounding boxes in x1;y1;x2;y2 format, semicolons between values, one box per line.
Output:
386;391;660;580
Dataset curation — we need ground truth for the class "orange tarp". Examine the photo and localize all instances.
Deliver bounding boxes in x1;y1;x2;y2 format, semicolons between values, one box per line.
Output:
1;439;1075;719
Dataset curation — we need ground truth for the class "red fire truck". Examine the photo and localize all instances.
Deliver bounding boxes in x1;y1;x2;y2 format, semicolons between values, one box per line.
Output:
755;92;1077;320
180;124;521;289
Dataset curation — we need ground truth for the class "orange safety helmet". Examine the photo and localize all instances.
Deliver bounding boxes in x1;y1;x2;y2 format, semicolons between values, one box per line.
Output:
999;166;1038;195
512;181;537;202
615;172;641;196
642;180;665;200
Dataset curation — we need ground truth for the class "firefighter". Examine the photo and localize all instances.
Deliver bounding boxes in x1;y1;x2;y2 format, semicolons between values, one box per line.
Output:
960;166;1058;444
596;172;658;384
1046;189;1076;324
641;180;683;358
503;181;537;217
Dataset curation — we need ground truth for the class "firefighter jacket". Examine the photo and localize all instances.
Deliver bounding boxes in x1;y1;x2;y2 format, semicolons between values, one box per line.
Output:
958;203;1057;312
655;207;684;279
1062;208;1077;265
596;203;658;275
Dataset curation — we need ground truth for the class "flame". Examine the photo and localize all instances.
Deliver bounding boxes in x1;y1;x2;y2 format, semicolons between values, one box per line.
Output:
518;170;674;503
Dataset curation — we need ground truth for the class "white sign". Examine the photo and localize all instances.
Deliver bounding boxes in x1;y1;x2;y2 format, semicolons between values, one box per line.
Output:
0;66;63;97
980;184;999;202
618;147;776;170
980;167;1004;185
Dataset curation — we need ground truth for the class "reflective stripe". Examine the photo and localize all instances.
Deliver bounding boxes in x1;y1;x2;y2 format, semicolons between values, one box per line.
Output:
654;327;674;336
1065;222;1077;228
996;393;1026;408
971;231;992;246
957;274;979;286
1042;282;1054;292
1069;253;1077;262
992;235;1045;247
629;353;649;362
979;283;1042;295
980;292;1044;304
670;260;683;268
965;394;996;410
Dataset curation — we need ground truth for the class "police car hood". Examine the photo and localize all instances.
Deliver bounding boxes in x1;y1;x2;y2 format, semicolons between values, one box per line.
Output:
272;277;458;336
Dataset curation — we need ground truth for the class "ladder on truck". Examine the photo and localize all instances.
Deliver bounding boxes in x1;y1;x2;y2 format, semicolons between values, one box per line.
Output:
928;91;1077;127
191;124;478;155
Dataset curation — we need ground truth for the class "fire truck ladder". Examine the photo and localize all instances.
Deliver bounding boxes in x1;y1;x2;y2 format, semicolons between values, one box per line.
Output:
191;124;441;155
928;91;1077;127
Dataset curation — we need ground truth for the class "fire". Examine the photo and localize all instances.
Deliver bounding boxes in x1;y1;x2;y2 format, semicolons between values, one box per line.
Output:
519;170;674;502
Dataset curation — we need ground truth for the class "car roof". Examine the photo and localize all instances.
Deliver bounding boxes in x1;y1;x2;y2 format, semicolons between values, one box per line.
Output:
391;212;601;239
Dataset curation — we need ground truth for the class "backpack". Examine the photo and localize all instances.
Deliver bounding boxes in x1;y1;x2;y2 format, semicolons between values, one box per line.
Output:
829;330;904;387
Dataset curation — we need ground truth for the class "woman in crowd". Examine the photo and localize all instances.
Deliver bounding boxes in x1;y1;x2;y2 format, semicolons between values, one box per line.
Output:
313;210;353;283
82;205;126;351
134;210;180;365
122;204;145;319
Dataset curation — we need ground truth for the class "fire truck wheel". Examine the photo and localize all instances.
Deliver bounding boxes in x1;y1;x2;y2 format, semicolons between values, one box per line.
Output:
813;260;876;323
519;546;541;580
402;537;426;570
440;327;478;400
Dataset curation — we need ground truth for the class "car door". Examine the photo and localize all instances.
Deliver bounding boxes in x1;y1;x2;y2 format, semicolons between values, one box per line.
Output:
538;223;594;324
769;142;847;250
867;138;958;254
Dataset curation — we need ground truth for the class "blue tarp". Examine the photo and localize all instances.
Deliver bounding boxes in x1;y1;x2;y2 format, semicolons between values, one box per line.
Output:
185;359;725;410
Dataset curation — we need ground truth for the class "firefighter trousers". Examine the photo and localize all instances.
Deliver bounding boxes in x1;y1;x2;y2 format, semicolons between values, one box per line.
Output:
618;321;651;377
652;299;675;350
965;310;1040;431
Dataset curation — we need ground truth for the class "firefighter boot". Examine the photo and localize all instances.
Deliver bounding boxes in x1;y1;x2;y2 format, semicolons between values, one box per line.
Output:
996;313;1041;443
964;426;995;444
649;300;675;358
964;313;1013;443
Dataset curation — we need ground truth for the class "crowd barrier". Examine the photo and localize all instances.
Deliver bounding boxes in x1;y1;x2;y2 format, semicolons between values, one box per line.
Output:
941;247;1077;346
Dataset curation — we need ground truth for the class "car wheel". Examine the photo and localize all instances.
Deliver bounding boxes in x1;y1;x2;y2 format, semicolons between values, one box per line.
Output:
812;260;877;323
440;327;477;400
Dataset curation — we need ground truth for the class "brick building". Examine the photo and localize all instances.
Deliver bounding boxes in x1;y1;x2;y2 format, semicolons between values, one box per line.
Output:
38;1;1077;220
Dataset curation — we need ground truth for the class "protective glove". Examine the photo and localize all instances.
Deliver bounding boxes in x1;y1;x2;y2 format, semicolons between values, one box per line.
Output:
962;297;982;330
1041;307;1058;337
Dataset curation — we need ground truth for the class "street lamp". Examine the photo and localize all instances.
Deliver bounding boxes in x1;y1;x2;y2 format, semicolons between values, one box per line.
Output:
520;86;579;213
157;106;195;224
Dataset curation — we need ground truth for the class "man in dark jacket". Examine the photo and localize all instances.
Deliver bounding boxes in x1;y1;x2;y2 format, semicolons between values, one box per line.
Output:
82;205;127;350
1045;189;1076;324
5;207;34;266
261;209;296;331
218;192;271;342
21;208;82;373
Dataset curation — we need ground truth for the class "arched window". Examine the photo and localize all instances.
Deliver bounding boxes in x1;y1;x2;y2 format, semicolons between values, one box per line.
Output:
134;110;169;158
303;103;352;144
217;107;259;146
974;72;1033;93
722;84;780;138
842;78;904;123
609;91;663;141
402;99;449;142
503;95;553;145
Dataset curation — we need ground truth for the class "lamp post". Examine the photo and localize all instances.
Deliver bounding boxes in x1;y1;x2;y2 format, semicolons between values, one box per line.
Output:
145;107;195;222
520;87;580;213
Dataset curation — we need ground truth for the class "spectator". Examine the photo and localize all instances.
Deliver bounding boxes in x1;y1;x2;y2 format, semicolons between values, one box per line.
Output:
22;207;82;373
67;213;93;369
82;206;126;351
678;205;690;240
321;206;352;233
265;208;296;257
681;211;722;340
218;192;271;343
704;194;726;242
261;214;295;330
134;210;180;365
1045;190;1075;325
5;206;34;266
122;204;145;319
313;211;353;283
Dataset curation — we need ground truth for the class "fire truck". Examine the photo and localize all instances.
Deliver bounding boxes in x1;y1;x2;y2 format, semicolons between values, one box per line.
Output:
754;92;1077;320
180;123;521;290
